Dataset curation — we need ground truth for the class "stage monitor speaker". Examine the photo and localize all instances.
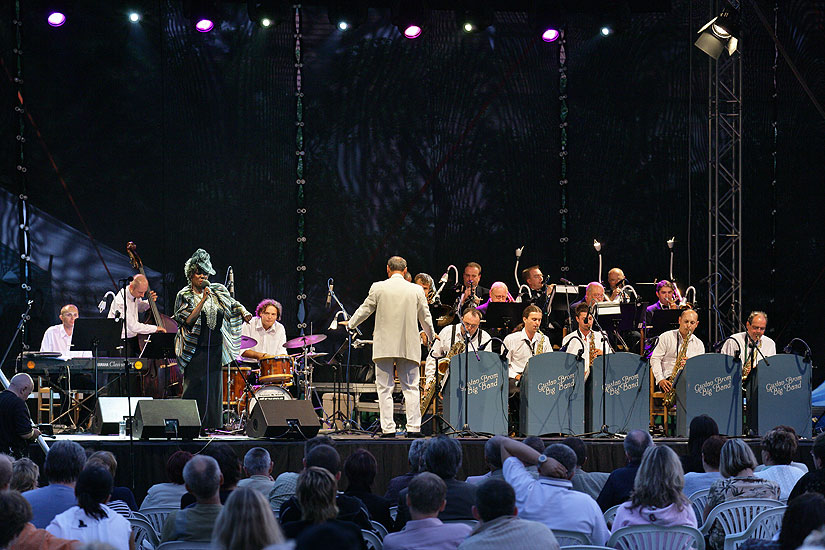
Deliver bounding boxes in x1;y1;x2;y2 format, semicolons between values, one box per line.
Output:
246;399;320;439
134;399;200;439
91;397;153;435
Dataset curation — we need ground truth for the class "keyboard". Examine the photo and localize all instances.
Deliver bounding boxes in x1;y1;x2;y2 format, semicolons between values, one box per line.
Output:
20;357;142;375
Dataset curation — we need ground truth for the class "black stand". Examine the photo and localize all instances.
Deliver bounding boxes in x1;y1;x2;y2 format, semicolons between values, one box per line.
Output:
588;305;621;439
443;316;485;438
71;317;123;426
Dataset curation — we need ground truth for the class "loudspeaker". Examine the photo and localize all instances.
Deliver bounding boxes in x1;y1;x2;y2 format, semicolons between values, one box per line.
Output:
91;397;153;435
134;399;200;439
246;399;320;439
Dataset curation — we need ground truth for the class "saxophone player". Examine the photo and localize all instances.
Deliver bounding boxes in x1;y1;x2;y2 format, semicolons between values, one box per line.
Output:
561;303;613;380
650;308;704;393
502;305;550;393
720;311;776;403
424;308;492;382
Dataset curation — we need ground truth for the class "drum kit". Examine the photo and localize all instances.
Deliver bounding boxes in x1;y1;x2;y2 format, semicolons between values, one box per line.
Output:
222;332;328;430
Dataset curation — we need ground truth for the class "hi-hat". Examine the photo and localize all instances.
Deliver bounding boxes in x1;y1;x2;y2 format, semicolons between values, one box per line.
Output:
284;334;327;348
289;352;328;359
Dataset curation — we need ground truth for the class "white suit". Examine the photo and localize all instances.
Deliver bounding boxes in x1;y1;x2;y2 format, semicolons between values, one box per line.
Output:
349;273;436;433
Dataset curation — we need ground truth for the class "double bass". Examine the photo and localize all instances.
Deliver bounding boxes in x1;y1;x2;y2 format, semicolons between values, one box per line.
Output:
126;242;181;398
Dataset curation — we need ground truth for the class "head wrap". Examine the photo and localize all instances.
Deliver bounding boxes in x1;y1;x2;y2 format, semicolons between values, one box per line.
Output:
184;248;216;279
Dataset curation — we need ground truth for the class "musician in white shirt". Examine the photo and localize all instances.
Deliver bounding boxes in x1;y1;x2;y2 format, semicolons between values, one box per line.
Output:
108;274;165;339
425;308;492;380
502;305;551;392
561;303;612;380
650;308;705;393
39;304;92;359
241;299;288;359
720;311;776;369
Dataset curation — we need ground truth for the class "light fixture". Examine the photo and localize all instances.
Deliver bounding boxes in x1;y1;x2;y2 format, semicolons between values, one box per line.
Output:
128;12;141;23
542;28;560;42
328;2;367;32
392;0;429;40
530;1;564;44
695;1;740;59
247;1;288;28
195;18;214;32
456;5;493;34
184;0;220;33
593;239;602;252
600;26;613;36
47;12;66;27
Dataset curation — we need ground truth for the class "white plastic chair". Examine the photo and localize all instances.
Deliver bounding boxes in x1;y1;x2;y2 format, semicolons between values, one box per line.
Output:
603;505;621;527
608;524;706;550
552;529;591;546
723;506;786;550
362;529;383;550
700;498;784;541
559;546;613;550
688;488;710;525
140;506;179;535
129;515;160;549
370;520;389;539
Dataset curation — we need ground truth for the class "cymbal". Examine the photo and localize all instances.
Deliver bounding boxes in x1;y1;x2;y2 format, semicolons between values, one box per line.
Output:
240;335;258;350
284;334;327;348
289;352;328;359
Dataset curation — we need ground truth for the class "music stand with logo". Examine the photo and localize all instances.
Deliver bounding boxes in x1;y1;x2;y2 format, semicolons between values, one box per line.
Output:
70;318;123;425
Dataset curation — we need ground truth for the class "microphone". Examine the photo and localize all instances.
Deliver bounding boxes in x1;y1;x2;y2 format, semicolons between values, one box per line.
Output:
228;266;235;297
203;280;210;287
560;278;575;286
326;279;334;309
576;347;585;361
98;291;116;313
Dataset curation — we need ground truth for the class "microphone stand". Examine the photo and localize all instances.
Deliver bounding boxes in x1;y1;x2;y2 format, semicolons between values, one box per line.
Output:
591;306;619;438
119;278;136;493
444;314;484;437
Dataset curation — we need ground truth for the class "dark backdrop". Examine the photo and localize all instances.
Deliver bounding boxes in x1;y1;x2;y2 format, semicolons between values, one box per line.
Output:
1;1;823;384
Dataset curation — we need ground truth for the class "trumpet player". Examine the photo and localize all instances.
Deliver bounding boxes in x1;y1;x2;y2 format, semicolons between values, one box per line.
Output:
424;308;492;382
561;303;613;380
650;308;704;393
445;262;490;311
644;280;680;326
605;268;627;303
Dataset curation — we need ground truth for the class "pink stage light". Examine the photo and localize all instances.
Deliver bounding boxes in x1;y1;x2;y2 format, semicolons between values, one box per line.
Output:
403;25;422;39
195;18;214;32
47;12;66;27
542;28;560;42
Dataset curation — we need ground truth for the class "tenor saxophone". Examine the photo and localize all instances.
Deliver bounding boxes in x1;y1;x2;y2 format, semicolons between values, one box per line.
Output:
420;340;465;414
663;330;693;408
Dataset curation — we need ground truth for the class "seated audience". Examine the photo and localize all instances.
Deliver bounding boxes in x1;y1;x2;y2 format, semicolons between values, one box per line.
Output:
11;458;39;493
790;432;825;502
396;435;477;530
755;427;806;499
705;438;781;550
756;426;808;474
682;414;719;474
562;437;609;500
161;455;223;543
343;448;393;530
384;473;472;550
85;451;136;514
458;478;559;550
1;490;78;550
596;430;653;511
294;522;363;550
182;442;241;507
46;466;133;550
270;435;335;512
24;440;86;528
497;436;609;546
384;438;428;502
1;453;13;489
280;466;365;547
522;436;546;479
211;487;285;550
683;435;726;496
238;447;276;497
611;445;697;532
740;493;825;550
466;438;504;485
139;451;192;510
279;444;372;532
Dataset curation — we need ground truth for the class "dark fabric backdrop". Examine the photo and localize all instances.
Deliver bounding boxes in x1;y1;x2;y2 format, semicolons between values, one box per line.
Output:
0;1;823;384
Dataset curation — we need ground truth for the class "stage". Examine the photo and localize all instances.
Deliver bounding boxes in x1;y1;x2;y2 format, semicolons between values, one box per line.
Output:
21;433;816;504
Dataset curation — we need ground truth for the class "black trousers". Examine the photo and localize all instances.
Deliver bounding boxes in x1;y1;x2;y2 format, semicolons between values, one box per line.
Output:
181;343;224;430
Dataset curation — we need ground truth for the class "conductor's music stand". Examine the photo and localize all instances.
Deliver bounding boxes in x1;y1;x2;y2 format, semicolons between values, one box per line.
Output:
650;309;680;338
484;302;525;334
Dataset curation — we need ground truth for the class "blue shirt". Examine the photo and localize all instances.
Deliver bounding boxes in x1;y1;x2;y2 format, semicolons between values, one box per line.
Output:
383;518;472;550
24;484;77;528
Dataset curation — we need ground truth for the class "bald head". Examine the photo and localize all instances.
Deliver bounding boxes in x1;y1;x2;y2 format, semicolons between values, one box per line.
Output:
0;454;12;490
130;274;149;298
59;305;79;330
585;282;605;305
489;282;509;303
8;373;33;400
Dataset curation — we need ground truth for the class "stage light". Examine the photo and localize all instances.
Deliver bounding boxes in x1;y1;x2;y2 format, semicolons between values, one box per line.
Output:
456;4;494;34
195;18;213;32
338;20;350;31
530;2;564;44
695;1;740;59
403;25;422;39
247;1;289;28
328;2;367;32
261;17;272;27
184;0;220;33
600;26;613;36
47;12;66;27
463;22;474;33
542;28;560;42
129;12;141;23
392;0;429;40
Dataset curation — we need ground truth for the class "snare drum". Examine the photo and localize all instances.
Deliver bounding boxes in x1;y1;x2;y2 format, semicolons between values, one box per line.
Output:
222;366;252;405
243;384;293;413
259;355;294;384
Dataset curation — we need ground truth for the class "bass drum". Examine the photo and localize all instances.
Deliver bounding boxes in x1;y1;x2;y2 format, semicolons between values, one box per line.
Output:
243;385;293;414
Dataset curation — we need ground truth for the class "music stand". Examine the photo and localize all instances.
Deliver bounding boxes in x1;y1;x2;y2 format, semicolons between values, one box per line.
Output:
139;332;176;360
484;303;524;334
71;318;123;421
651;309;680;337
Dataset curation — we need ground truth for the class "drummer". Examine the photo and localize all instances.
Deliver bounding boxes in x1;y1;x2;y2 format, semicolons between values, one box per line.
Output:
241;299;288;360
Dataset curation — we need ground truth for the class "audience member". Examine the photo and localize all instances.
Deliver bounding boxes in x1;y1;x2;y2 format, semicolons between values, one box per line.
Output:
211;487;285;550
181;442;241;507
562;437;609;500
11;458;39;493
684;435;726;496
596;430;653;511
1;490;78;550
458;478;559;550
384;472;472;550
395;436;477;530
46;466;133;550
522;436;545;478
384;438;428;502
0;452;13;489
611;445;697;532
85;451;137;514
270;435;335;512
294;516;364;550
790;432;825;502
238;447;276;497
682;415;719;474
0;373;40;458
139;451;192;510
705;438;781;550
800;527;825;550
755;427;806;499
161;455;223;543
24;440;86;528
343;448;393;530
497;437;609;546
755;425;808;473
466;438;504;485
741;493;825;550
279;444;372;532
280;466;365;547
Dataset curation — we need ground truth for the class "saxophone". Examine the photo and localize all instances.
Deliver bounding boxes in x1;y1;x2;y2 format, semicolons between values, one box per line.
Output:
535;330;545;354
663;330;693;408
420;340;465;414
742;339;761;380
589;333;598;365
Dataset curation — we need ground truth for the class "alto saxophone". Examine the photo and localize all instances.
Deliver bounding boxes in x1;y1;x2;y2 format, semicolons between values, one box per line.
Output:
742;340;761;380
420;340;465;414
589;333;598;365
663;330;693;408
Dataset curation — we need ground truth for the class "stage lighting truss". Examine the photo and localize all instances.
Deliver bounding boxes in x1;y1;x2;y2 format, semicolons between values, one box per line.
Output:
456;3;494;34
247;0;289;28
391;0;429;39
183;0;220;33
695;0;740;59
328;1;368;31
